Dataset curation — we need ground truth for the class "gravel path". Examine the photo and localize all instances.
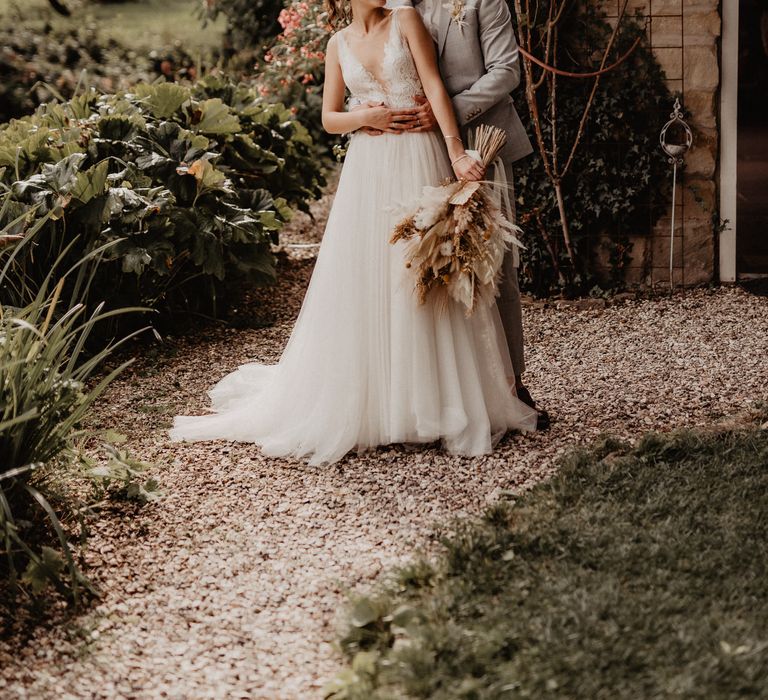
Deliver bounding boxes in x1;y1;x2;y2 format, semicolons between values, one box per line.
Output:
2;207;767;698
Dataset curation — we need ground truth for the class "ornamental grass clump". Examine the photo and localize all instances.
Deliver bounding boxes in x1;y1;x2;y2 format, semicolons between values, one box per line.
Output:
0;217;152;601
390;125;523;315
327;415;768;699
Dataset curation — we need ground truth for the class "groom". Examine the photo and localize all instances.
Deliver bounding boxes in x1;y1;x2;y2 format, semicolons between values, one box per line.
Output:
391;0;549;429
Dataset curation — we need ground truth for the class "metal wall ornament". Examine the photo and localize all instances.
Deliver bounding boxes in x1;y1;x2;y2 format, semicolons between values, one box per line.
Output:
660;98;694;290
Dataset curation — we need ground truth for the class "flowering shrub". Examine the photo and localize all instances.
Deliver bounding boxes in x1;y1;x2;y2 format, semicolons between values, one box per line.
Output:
258;1;337;153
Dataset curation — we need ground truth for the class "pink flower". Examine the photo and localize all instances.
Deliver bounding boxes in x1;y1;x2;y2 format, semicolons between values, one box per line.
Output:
278;7;302;36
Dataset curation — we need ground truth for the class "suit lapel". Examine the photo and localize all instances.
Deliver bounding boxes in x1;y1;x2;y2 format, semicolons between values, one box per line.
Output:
437;3;451;55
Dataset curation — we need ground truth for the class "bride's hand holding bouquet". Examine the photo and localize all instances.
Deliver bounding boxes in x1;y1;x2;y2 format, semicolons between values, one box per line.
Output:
448;141;485;182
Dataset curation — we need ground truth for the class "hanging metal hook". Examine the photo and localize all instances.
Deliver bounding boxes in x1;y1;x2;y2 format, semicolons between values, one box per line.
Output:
659;98;693;291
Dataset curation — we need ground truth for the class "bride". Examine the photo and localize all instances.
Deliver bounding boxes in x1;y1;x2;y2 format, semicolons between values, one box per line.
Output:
171;0;537;464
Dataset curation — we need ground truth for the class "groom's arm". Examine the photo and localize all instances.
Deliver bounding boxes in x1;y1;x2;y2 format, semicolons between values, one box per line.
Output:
451;0;521;126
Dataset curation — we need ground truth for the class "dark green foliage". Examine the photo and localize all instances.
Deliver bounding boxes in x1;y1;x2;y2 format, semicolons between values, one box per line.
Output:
0;23;205;124
328;418;768;698
512;7;673;296
199;0;285;50
192;74;326;209
0;76;324;321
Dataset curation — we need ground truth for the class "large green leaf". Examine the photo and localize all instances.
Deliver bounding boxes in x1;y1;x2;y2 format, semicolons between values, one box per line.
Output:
121;249;152;275
41;152;88;193
134;83;190;119
70;160;110;205
176;157;230;196
228;134;281;173
21;546;65;594
191;99;241;135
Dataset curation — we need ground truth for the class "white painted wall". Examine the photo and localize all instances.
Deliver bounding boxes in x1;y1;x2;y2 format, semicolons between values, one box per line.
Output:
719;0;739;282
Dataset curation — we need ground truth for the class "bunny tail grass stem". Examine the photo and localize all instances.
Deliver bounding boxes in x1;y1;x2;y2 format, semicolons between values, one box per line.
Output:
469;125;508;168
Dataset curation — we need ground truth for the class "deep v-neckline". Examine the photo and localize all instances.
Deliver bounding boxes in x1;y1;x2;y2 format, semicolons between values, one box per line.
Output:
339;12;398;91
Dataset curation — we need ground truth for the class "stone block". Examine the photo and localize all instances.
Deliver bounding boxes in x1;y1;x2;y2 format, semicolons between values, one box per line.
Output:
651;234;684;267
683;178;716;219
683;45;720;91
685;129;718;180
682;11;722;45
654;47;683;81
682;219;715;284
651;15;683;48
678;0;719;14
653;214;683;239
684;89;717;129
685;143;717;179
682;261;714;285
651;266;685;286
648;0;682;13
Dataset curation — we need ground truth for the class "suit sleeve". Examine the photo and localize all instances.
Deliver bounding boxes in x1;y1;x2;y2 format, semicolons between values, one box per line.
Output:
451;0;522;126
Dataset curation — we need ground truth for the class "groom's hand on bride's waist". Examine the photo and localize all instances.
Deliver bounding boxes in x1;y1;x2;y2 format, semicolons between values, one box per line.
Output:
350;100;433;136
409;96;438;133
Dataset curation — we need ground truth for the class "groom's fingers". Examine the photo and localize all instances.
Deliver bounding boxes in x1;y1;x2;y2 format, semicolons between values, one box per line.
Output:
411;122;436;133
389;110;420;122
410;97;437;131
412;118;438;132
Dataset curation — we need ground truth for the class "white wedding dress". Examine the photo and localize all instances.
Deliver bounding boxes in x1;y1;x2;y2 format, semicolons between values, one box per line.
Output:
170;8;537;465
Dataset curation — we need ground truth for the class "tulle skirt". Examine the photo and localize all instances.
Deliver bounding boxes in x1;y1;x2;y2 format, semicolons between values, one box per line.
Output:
170;131;537;465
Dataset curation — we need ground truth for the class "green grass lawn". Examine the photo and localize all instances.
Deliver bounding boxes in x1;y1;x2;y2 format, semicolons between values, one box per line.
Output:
327;414;768;699
0;0;225;53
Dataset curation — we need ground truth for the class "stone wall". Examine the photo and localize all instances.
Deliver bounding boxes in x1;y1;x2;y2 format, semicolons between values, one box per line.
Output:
598;0;721;286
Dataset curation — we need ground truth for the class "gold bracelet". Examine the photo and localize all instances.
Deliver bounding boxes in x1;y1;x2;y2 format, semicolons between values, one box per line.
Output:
450;153;471;167
444;135;462;143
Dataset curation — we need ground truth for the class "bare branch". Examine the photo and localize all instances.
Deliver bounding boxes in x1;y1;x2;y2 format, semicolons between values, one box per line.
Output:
560;0;631;178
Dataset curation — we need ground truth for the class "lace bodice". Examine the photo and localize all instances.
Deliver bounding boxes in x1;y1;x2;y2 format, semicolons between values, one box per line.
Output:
336;8;424;109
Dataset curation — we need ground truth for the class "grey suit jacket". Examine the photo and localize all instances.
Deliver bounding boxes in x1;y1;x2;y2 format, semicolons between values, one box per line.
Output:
406;0;533;164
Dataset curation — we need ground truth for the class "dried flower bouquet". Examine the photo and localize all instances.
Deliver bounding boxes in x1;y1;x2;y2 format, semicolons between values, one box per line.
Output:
390;125;523;315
